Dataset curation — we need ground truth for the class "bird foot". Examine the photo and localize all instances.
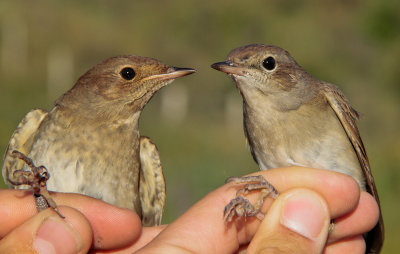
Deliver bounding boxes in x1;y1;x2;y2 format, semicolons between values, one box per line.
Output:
9;150;64;218
224;175;279;223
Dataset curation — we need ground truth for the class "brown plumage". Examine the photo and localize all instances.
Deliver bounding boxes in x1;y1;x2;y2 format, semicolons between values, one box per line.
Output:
212;44;383;253
2;55;195;226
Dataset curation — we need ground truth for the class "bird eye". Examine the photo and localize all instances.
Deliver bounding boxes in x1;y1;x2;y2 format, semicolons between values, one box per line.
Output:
120;67;136;80
262;57;276;71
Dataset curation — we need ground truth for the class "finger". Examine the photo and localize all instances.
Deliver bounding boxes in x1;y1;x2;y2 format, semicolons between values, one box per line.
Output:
247;188;330;254
129;226;166;252
93;226;166;254
223;167;362;244
0;190;142;250
222;193;375;253
324;235;366;254
246;166;361;219
328;191;379;243
0;206;92;254
56;192;143;250
0;167;363;253
134;167;359;254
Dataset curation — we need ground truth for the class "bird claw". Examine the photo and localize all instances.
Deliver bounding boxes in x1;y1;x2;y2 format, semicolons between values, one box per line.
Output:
224;175;279;223
224;196;265;222
10;150;65;218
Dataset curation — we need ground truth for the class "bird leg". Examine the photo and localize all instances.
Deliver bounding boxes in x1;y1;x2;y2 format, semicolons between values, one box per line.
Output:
9;150;64;218
224;175;279;223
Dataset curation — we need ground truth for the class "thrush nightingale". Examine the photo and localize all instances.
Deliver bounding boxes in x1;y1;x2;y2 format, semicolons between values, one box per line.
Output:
211;44;383;254
2;55;195;226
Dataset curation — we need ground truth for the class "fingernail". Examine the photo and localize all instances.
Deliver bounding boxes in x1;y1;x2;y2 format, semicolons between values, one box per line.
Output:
34;217;79;254
280;192;327;241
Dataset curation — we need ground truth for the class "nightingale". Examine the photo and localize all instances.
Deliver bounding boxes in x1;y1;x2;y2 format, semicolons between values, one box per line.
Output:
211;44;383;254
2;55;195;226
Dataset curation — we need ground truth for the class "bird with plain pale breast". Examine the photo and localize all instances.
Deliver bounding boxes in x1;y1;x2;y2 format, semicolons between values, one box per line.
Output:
2;55;195;226
211;44;383;254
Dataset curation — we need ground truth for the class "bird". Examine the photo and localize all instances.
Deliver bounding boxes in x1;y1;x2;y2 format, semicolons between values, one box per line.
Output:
2;55;195;226
211;44;383;254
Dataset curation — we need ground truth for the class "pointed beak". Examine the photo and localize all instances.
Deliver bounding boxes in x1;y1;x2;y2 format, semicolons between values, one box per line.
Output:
211;61;247;76
142;67;196;82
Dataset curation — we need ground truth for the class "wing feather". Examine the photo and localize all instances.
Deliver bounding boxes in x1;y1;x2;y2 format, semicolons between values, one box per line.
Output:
139;136;166;226
2;109;48;188
323;84;383;253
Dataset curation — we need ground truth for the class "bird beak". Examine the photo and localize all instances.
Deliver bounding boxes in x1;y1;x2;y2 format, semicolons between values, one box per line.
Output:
142;67;196;82
211;61;247;76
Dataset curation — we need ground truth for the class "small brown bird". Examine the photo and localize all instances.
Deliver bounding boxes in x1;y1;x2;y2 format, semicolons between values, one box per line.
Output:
211;44;383;253
2;55;195;226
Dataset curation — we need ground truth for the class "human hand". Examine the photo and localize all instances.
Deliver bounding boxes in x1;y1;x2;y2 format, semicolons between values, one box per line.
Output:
137;167;378;254
238;167;380;254
0;167;379;253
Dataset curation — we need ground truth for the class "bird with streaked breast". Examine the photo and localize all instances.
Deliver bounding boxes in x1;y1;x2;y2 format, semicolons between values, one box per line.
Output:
211;44;383;254
2;55;195;226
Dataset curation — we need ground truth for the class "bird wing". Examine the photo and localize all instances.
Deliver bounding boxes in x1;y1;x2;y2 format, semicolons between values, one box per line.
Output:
139;136;166;226
322;85;376;196
2;109;48;188
323;84;384;254
242;106;259;166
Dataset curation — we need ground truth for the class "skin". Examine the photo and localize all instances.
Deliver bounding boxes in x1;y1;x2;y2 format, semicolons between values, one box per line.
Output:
211;44;383;253
0;167;379;253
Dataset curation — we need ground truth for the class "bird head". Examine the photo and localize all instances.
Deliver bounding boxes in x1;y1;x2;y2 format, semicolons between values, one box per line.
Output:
56;55;195;121
211;44;315;111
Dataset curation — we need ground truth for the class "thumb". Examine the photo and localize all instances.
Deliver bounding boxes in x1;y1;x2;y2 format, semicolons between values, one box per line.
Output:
0;206;92;254
247;188;330;254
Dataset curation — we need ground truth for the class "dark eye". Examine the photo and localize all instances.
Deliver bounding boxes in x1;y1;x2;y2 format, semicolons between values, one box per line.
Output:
120;67;136;80
262;57;276;71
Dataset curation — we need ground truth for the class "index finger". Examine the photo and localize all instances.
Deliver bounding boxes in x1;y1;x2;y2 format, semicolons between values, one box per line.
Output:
0;189;142;250
136;166;361;254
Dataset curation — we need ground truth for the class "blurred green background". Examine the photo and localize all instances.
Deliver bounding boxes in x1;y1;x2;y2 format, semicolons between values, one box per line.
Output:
1;0;399;252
